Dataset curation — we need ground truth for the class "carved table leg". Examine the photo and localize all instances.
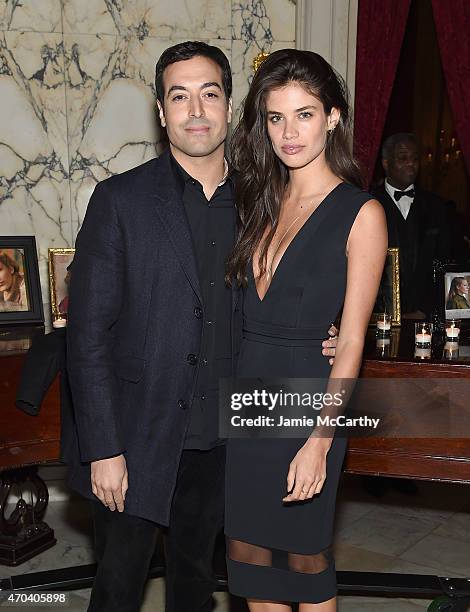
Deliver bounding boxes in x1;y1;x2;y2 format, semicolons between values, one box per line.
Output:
0;466;56;566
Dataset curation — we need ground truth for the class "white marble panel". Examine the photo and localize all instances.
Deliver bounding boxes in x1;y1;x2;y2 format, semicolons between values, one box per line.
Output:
61;0;118;36
0;0;62;32
64;33;159;232
231;39;294;121
64;34;231;236
62;0;231;40
0;31;71;314
232;0;296;42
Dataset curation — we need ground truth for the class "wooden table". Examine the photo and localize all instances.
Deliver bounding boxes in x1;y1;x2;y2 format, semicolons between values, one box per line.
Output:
345;324;470;485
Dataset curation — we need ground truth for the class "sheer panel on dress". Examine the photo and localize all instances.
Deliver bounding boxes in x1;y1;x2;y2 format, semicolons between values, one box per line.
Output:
227;539;332;574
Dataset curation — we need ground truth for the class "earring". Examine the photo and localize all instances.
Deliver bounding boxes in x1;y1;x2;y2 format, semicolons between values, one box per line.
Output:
328;126;336;134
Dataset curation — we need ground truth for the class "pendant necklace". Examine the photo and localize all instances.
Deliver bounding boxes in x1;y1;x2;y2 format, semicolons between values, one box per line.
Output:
266;214;301;280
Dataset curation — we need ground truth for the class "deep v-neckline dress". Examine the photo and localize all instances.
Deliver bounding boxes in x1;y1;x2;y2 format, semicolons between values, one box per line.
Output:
252;182;341;302
225;182;372;603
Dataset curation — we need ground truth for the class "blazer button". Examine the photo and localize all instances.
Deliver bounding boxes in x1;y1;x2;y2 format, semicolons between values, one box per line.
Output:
194;307;203;319
187;353;198;365
178;399;188;410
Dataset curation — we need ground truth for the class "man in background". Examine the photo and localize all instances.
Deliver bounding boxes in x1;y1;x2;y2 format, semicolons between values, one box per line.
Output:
373;133;452;318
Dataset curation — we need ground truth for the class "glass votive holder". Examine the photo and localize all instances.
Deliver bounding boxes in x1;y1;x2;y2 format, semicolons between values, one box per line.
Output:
376;313;391;337
376;336;390;357
415;322;433;347
445;319;461;342
414;346;431;360
443;340;459;360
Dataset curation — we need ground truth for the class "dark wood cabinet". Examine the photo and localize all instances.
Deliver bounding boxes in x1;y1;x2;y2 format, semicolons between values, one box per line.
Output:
344;324;470;483
0;345;61;471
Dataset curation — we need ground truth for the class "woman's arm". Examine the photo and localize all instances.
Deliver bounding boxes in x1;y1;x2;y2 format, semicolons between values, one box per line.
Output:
329;198;388;379
283;199;387;502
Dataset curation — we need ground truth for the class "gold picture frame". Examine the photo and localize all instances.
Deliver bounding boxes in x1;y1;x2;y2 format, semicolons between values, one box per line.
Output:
370;247;401;326
48;247;75;320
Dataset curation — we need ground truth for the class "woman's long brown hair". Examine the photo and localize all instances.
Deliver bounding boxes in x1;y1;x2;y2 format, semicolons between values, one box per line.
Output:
226;49;363;287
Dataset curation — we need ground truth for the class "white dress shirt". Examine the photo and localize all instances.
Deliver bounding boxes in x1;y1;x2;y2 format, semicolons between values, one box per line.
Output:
385;179;414;220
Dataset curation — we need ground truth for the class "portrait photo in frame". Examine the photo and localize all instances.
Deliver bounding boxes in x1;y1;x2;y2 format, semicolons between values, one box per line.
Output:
369;247;401;326
48;248;75;320
433;260;470;326
0;236;44;326
445;273;470;316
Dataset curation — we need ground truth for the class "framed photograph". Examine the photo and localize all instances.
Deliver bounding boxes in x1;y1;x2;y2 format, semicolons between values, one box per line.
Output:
434;260;470;323
369;247;401;326
48;248;75;320
0;237;44;326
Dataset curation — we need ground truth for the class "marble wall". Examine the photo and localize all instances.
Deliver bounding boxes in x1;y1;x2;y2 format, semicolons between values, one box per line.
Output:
0;0;296;319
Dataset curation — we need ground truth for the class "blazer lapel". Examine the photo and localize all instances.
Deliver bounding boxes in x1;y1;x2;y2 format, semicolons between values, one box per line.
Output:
153;152;202;303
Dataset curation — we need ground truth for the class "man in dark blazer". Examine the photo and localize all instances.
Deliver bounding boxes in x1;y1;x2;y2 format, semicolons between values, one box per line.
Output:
373;133;452;318
66;41;338;612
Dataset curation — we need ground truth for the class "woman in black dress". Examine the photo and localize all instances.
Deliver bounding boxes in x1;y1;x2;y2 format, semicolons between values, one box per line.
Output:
225;50;387;610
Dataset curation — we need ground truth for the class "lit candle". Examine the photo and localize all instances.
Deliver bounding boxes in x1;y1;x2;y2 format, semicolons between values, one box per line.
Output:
376;337;390;349
415;326;431;345
53;317;67;328
445;321;461;339
377;320;391;331
376;314;391;336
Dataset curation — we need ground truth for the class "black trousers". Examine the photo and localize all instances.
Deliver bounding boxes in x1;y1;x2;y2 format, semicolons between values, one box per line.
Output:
87;445;226;612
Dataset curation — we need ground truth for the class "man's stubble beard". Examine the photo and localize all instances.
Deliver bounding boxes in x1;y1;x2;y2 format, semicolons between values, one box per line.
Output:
170;133;227;160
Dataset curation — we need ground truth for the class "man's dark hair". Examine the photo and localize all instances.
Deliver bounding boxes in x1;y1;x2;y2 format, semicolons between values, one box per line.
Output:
155;41;232;105
381;133;417;161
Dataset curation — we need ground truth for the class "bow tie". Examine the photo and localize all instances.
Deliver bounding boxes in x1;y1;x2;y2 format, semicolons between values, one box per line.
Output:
394;188;415;201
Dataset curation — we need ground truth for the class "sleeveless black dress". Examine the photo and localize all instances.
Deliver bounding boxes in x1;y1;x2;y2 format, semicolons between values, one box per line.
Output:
225;183;372;603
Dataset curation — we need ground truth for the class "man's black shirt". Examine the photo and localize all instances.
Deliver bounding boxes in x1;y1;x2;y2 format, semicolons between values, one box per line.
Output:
170;153;235;450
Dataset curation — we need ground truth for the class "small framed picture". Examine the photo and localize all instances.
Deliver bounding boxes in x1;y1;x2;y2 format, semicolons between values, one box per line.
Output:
0;237;44;326
369;247;401;326
48;248;75;320
443;262;470;319
433;260;470;329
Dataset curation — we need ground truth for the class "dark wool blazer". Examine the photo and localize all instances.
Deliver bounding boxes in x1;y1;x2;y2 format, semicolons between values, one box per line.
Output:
66;150;241;525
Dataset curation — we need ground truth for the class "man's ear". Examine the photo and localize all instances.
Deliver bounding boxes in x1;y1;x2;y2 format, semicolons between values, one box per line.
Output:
227;97;233;124
157;100;166;128
382;158;388;174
